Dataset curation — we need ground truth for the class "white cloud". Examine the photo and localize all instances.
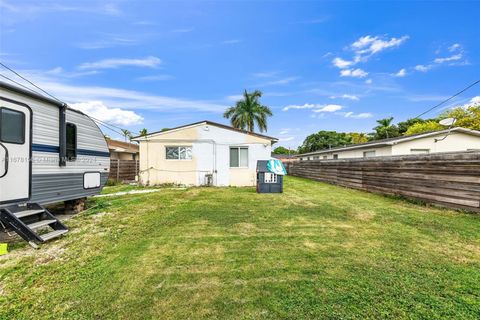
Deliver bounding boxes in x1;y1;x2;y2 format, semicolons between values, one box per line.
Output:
340;68;368;78
136;74;174;81
313;104;343;112
332;57;353;69
279;136;294;142
226;94;244;101
351;35;409;56
448;43;461;52
395;68;407;77
471;96;480;104
279;129;290;135
76;36;139;50
331;35;408;73
330;94;359;101
365;79;372;84
222;39;242;44
10;70;229;113
434;54;462;64
172;27;194;33
283;103;317;111
457;96;480;109
414;64;431;72
78;56;161;70
70;101;143;126
262;77;300;86
283;103;342;112
343;111;373;119
252;71;278;78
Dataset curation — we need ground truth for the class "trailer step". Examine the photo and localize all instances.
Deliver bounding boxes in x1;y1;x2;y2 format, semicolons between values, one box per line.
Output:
14;209;44;218
0;203;69;247
27;219;57;230
40;229;69;241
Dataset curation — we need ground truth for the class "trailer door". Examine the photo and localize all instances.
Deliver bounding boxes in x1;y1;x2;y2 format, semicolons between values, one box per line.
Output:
0;99;31;204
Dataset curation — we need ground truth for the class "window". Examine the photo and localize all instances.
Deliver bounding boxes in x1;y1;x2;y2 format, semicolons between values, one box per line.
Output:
313;156;319;160
333;154;338;160
363;151;376;158
323;156;327;160
410;149;429;154
230;147;248;167
66;123;77;161
0;107;25;144
166;146;192;160
264;172;277;183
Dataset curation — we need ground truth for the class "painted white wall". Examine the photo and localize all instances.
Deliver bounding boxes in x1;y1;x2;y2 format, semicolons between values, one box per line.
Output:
137;123;273;186
300;131;480;160
391;132;480;155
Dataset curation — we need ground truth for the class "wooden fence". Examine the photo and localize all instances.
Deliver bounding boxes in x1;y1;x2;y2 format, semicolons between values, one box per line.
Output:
109;160;139;182
286;152;480;212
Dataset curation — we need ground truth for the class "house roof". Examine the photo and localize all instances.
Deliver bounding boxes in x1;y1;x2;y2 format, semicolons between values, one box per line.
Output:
106;138;139;154
297;127;480;157
132;120;278;142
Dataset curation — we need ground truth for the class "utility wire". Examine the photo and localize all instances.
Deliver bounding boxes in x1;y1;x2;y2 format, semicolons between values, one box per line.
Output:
0;62;135;138
0;61;64;104
0;73;44;96
414;79;480;119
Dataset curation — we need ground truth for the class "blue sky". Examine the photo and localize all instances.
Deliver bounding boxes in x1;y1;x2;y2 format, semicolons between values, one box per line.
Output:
1;1;479;148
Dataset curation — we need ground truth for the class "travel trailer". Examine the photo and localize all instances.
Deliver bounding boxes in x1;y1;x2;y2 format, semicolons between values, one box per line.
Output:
0;81;110;247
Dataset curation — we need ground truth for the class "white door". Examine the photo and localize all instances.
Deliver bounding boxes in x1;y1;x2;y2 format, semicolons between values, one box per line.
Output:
0;99;31;204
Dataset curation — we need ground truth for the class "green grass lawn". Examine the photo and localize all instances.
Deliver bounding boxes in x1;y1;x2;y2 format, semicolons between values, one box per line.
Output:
1;177;479;319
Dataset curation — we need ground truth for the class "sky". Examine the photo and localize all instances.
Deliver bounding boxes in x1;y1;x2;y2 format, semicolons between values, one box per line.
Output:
1;0;479;148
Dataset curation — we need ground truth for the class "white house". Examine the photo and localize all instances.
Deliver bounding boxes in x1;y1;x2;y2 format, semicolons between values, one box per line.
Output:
298;127;480;160
132;121;277;186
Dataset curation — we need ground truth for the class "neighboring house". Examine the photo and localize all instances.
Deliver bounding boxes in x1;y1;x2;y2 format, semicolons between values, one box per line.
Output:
106;138;139;160
298;127;480;160
132;120;277;186
271;153;298;163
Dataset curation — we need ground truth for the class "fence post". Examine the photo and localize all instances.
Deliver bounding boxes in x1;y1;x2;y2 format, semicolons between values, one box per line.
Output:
116;159;120;181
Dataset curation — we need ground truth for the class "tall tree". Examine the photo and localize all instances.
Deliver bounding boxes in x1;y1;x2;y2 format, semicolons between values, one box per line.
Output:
405;121;443;135
298;131;353;154
121;129;132;142
139;128;148;137
372;117;400;140
223;90;273;132
347;132;369;144
440;104;480;130
273;146;297;155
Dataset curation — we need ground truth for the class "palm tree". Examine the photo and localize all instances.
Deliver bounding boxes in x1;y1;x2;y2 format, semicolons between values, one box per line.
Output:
139;128;148;137
223;90;273;133
121;129;132;142
373;117;399;139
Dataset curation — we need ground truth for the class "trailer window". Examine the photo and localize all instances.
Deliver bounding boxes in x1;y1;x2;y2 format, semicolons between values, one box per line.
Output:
0;107;25;144
66;123;77;161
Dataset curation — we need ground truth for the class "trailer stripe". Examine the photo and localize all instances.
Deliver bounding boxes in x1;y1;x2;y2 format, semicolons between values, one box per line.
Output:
32;144;110;158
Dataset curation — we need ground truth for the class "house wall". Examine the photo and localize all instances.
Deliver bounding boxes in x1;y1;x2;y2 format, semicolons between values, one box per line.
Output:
138;123;272;186
300;131;480;160
391;132;480;155
301;146;392;160
110;151;137;161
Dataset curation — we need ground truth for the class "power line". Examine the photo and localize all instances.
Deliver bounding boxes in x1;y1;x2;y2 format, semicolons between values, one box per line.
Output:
0;73;44;96
0;62;135;137
0;61;64;104
414;79;480;119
